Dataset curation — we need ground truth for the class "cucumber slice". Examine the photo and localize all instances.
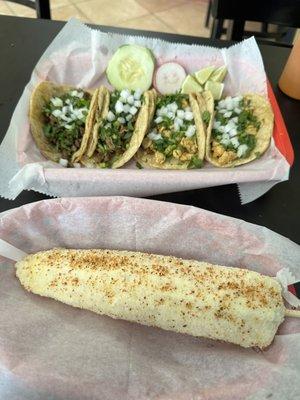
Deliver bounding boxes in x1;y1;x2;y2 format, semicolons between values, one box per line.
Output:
106;44;155;91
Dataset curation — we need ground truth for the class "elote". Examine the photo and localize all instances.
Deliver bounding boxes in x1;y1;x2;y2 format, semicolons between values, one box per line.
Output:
16;248;286;348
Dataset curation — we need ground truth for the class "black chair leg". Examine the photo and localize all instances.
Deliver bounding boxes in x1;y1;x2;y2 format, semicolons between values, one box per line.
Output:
210;18;224;39
226;19;245;41
205;0;212;28
36;0;51;19
279;27;296;45
261;22;269;33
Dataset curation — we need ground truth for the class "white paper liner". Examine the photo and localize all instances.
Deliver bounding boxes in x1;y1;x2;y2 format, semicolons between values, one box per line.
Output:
276;269;300;308
0;197;299;400
0;18;290;202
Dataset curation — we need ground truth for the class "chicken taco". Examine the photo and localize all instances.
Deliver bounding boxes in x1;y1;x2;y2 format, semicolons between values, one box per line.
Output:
30;81;98;167
205;94;274;167
135;91;207;169
81;87;156;169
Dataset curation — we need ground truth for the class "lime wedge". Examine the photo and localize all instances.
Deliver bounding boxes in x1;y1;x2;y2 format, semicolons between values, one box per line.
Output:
181;74;203;94
194;66;215;85
210;66;227;82
204;81;224;100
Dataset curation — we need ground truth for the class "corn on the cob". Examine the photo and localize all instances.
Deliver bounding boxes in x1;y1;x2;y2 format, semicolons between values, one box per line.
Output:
16;248;286;348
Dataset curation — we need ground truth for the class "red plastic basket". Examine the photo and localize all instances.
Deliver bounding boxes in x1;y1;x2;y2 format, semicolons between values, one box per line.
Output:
267;80;294;166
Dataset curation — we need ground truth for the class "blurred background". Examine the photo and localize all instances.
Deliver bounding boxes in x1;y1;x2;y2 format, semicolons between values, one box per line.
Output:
0;0;299;43
0;0;211;37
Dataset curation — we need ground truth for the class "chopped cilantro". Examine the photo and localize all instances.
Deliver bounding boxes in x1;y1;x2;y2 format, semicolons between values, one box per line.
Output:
202;110;211;126
156;92;188;109
188;156;203;169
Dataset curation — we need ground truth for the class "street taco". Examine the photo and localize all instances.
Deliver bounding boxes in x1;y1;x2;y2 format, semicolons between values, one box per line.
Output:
135;92;207;169
81;87;156;168
30;81;98;166
205;94;274;167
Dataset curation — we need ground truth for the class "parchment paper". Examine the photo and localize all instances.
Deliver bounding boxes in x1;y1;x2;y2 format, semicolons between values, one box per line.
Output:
0;18;290;203
0;196;299;400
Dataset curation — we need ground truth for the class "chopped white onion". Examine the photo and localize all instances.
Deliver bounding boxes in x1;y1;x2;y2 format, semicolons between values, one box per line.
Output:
229;128;237;137
174;117;183;126
117;117;126;124
232;116;238;123
126;114;133;121
134;100;141;108
234;95;243;102
120;89;130;101
226;100;234;111
105;123;111;129
184;106;192;112
230;137;240;148
115;100;124;114
64;124;73;130
185;125;196;137
129;106;138;115
51;97;63;107
60;114;72;123
70;113;79;121
134;88;142;100
160;107;168;116
237;144;248;157
52;109;62;118
62;106;69;114
107;111;116;122
213;120;221;129
123;104;131;114
221;133;230;146
227;120;236;129
148;132;162;141
168;102;178;112
234;107;241;114
167;111;175;119
184;111;194;121
174;122;180;132
70;90;83;98
224;111;232;118
176;109;185;119
59;158;68;167
127;95;135;105
218;100;226;109
224;124;232;133
74;110;84;120
155;116;163;124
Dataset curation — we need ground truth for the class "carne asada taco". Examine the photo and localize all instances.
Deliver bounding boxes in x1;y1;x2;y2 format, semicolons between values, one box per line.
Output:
135;91;207;169
205;94;273;167
30;81;98;166
81;87;156;168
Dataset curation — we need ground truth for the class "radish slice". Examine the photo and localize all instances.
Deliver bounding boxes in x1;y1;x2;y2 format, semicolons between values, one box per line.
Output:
154;62;187;95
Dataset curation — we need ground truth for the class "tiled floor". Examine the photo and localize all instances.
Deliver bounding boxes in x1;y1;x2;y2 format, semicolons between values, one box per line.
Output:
0;0;211;37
